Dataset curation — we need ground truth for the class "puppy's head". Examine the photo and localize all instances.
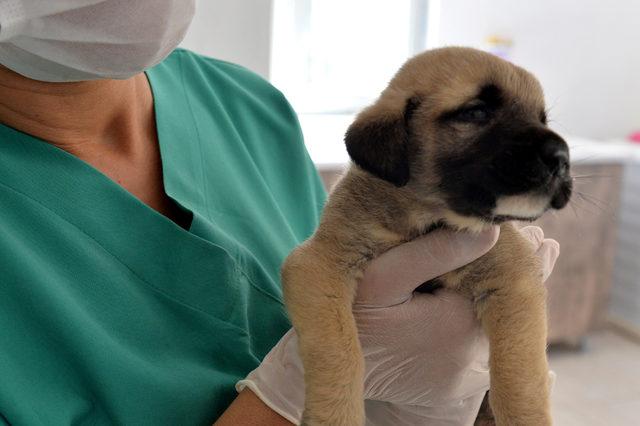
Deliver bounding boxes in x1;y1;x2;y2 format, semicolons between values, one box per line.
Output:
345;47;572;230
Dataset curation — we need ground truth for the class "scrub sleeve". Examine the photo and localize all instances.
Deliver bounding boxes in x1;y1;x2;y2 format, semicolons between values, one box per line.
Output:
0;48;326;425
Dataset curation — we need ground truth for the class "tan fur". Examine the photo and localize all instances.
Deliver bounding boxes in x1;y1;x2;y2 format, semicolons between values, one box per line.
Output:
283;47;553;425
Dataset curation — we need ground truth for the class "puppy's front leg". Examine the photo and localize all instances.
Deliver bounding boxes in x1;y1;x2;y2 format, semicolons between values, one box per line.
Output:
443;224;551;426
282;240;365;426
479;270;550;426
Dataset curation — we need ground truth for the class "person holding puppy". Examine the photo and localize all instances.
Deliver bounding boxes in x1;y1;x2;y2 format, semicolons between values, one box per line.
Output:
0;1;559;425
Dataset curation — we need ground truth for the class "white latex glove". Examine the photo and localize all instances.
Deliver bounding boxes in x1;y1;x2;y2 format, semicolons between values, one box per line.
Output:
237;226;560;425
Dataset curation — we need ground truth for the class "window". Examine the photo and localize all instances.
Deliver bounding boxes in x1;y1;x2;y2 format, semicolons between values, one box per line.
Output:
270;0;436;166
271;0;430;114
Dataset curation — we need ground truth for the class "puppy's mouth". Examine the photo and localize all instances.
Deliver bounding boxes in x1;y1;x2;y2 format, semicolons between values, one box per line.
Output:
482;213;541;224
440;176;573;228
479;183;572;223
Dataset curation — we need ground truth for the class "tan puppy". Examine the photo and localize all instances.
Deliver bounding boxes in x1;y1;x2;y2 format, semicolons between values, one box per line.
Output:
283;47;572;425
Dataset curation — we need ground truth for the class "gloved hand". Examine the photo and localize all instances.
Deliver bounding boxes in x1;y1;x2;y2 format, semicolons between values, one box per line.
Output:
237;226;560;425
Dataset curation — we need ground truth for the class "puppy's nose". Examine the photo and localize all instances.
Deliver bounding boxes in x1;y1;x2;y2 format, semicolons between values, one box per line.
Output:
539;138;569;176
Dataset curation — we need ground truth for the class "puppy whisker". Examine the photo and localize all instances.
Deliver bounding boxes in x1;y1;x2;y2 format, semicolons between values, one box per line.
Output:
570;192;616;222
570;155;605;165
571;174;613;180
575;191;611;209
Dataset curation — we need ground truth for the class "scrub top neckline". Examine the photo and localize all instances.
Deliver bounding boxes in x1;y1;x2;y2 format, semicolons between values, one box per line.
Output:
0;70;205;240
0;64;250;322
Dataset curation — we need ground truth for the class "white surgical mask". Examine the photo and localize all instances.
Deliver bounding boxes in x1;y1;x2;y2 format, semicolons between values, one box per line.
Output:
0;0;195;82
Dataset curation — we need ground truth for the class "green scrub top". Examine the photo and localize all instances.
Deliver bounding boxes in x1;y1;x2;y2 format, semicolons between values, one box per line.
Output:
0;48;326;425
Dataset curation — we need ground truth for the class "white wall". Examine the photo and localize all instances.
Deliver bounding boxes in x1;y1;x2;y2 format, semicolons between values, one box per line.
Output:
180;0;640;139
180;0;273;79
433;0;640;139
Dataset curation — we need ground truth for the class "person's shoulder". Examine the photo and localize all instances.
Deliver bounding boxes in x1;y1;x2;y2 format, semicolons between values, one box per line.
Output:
153;48;301;139
167;48;258;79
173;48;263;82
151;49;327;237
157;48;291;107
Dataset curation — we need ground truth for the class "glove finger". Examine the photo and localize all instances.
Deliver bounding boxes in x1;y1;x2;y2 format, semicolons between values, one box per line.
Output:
538;238;560;282
519;225;545;250
356;226;499;307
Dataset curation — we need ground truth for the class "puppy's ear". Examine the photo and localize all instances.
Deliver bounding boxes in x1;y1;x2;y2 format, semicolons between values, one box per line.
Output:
345;95;420;187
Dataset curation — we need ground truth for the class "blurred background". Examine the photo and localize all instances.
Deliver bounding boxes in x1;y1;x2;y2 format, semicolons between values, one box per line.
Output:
181;1;640;424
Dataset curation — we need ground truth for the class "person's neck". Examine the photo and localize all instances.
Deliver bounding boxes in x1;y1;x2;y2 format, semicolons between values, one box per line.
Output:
0;65;193;228
0;65;154;157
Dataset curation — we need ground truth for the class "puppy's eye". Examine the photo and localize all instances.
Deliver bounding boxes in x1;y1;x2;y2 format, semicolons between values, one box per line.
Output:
456;105;490;123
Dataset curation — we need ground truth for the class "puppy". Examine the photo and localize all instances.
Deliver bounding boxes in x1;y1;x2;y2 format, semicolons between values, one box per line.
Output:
282;47;571;425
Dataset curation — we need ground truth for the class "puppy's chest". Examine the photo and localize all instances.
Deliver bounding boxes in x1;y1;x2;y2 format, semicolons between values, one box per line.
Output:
355;210;443;262
404;210;445;239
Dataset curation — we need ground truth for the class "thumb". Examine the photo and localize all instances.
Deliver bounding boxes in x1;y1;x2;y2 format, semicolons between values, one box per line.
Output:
356;226;500;307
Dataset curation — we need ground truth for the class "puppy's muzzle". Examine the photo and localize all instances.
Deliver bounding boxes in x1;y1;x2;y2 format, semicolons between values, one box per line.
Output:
539;135;572;209
491;127;572;208
539;136;569;179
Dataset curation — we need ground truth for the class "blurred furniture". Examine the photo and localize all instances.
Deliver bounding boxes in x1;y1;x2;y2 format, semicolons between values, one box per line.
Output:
316;139;636;346
609;161;640;341
533;163;623;345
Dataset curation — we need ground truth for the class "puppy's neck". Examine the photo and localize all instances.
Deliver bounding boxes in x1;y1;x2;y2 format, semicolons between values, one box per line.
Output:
332;166;446;239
